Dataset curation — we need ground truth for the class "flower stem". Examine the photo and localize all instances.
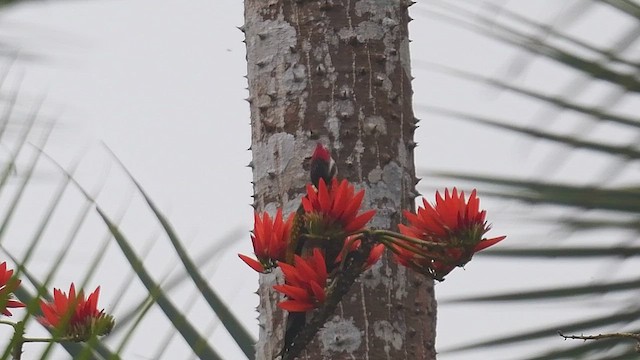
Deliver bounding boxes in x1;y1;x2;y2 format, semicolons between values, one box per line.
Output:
369;230;448;247
378;236;448;262
301;234;333;241
10;321;25;360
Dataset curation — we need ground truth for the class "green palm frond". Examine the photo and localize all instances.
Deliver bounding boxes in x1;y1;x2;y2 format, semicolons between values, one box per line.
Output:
0;15;252;358
416;0;640;359
105;147;256;359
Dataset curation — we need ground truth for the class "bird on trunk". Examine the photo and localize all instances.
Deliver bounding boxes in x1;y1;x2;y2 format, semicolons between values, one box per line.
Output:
282;143;337;356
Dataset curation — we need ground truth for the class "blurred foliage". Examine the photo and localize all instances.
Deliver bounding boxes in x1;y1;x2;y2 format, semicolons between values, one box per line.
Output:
0;2;255;359
3;0;640;359
416;1;640;359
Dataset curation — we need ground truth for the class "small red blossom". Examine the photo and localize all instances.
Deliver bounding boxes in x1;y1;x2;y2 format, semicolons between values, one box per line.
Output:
337;236;385;270
274;249;328;312
367;243;385;268
395;188;505;280
239;209;294;273
0;262;25;316
302;178;376;236
39;283;114;340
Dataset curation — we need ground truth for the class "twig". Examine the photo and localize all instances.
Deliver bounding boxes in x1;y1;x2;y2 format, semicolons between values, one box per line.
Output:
558;330;640;352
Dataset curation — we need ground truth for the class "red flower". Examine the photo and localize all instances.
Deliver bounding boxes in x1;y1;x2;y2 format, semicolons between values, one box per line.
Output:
366;243;385;268
0;262;25;316
337;236;385;270
395;188;505;280
273;249;328;312
239;209;294;273
302;178;376;237
39;283;114;340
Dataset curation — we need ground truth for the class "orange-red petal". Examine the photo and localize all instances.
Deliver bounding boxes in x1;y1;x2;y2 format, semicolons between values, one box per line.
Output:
474;236;506;252
278;300;316;312
366;244;385;268
273;284;311;301
344;209;376;233
238;254;265;273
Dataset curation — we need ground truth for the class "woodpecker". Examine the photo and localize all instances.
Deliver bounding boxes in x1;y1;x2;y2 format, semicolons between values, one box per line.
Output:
309;143;337;188
286;143;338;263
282;143;337;356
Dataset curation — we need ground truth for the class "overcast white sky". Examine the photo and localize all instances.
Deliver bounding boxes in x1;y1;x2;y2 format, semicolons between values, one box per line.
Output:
0;1;637;359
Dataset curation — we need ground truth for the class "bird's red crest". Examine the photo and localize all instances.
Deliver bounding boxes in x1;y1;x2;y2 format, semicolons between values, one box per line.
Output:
311;143;331;163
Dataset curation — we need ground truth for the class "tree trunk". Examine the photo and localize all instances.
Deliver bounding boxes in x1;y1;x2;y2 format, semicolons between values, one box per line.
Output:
244;1;436;359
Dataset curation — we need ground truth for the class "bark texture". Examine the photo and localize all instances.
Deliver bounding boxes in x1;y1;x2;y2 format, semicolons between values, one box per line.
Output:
244;1;436;359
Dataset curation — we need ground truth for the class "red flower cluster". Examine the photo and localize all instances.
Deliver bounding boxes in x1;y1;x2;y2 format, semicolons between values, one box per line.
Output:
239;172;380;312
395;188;505;280
0;262;25;316
273;249;328;312
239;209;294;273
0;261;114;343
302;178;376;237
240;144;506;322
39;283;114;340
272;179;380;311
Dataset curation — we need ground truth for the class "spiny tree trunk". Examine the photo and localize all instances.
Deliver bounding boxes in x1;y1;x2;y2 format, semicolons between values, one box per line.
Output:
244;1;436;359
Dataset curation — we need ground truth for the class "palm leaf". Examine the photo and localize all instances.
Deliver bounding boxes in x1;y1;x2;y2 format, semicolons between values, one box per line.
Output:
416;1;640;358
0;53;246;360
96;207;223;360
104;147;256;359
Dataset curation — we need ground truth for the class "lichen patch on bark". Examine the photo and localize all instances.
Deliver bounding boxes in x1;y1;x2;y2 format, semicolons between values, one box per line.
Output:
319;317;362;355
373;320;405;353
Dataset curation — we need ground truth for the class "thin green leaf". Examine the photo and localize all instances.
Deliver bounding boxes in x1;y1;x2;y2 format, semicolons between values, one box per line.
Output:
417;4;640;91
113;228;241;335
445;308;640;352
0;99;51;242
484;247;640;258
430;172;640;213
423;107;640;160
105;146;256;360
423;1;639;69
602;0;640;20
414;63;640;130
445;277;640;303
96;207;223;360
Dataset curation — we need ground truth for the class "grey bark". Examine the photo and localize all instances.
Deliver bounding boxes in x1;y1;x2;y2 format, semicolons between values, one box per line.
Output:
244;1;436;359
